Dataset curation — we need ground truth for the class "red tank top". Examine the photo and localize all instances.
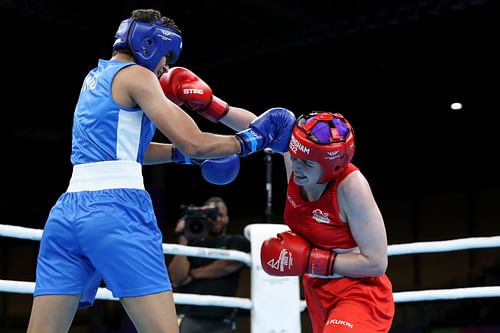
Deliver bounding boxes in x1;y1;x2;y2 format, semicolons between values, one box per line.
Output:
284;163;358;250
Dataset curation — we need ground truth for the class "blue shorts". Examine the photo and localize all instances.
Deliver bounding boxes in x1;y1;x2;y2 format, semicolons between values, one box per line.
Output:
34;188;172;308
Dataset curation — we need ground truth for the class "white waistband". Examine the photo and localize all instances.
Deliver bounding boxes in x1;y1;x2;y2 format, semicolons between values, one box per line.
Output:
67;160;145;192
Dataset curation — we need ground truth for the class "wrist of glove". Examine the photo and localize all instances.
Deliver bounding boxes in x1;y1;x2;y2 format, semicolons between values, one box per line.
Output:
195;96;229;123
235;107;296;157
171;145;202;165
235;128;265;157
307;247;336;276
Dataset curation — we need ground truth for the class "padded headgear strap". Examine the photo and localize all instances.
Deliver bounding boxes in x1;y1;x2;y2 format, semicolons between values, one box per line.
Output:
113;18;182;72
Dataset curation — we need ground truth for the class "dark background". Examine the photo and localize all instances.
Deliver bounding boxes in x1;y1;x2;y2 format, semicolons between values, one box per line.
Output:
1;0;499;332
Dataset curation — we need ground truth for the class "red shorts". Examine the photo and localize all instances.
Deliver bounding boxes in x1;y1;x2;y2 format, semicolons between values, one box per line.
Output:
303;274;394;333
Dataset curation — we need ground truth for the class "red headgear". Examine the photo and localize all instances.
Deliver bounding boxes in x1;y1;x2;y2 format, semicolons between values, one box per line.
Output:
288;112;355;183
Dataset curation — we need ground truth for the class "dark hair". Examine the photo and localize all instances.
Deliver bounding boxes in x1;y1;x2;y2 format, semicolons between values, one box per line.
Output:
130;9;181;34
204;196;227;212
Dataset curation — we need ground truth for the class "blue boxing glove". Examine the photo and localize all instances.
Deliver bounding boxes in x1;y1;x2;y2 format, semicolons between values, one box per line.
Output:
200;156;240;185
172;146;240;185
235;107;296;157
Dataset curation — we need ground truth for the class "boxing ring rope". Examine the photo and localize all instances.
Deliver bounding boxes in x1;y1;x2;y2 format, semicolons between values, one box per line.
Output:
4;223;500;259
2;223;500;332
0;279;253;309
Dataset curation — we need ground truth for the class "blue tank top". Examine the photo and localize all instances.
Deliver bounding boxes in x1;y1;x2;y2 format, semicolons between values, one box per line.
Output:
71;59;156;165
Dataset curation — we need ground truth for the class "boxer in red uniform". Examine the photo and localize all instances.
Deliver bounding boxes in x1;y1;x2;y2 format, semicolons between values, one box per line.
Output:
261;112;395;333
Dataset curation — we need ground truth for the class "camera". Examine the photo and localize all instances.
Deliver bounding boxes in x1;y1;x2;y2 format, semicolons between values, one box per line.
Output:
181;204;219;240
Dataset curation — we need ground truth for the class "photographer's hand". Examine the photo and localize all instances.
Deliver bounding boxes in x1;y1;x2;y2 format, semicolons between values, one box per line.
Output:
180;269;195;286
178;235;188;246
174;217;185;233
174;218;189;245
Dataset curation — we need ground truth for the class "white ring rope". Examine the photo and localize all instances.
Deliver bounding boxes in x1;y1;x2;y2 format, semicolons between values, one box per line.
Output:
1;223;500;308
0;279;253;310
388;235;500;256
1;278;498;310
393;286;500;303
165;244;252;267
4;224;500;258
0;224;43;241
0;224;252;266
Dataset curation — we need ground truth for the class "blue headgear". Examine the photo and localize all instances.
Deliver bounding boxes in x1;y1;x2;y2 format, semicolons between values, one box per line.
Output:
113;18;182;72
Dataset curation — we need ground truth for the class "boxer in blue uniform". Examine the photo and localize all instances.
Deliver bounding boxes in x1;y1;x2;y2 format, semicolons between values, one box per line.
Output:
27;9;295;333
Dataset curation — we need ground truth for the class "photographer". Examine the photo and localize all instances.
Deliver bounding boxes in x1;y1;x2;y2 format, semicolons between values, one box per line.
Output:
168;196;250;333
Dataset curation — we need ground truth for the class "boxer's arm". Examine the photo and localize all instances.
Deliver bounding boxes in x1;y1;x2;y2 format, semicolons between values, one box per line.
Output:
219;106;258;132
119;65;241;159
144;142;174;165
335;171;388;277
160;67;257;131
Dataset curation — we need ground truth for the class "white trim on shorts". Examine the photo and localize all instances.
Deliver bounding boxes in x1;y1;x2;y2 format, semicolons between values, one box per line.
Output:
66;160;145;192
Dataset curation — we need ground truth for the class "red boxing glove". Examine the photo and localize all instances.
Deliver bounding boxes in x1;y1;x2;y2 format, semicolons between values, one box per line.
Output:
260;231;336;277
160;67;229;123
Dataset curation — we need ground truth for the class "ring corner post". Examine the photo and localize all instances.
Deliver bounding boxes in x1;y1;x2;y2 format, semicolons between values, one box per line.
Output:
244;223;302;333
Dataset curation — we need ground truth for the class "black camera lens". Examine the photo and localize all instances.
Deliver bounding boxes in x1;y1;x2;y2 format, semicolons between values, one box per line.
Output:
185;216;209;240
188;218;204;233
180;204;219;240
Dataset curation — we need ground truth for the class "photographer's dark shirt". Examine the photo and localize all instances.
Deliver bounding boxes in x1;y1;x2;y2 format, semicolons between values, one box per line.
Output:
176;234;250;319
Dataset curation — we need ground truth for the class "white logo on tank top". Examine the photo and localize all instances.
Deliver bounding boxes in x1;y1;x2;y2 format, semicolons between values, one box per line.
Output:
81;73;99;92
312;208;330;224
287;194;297;208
